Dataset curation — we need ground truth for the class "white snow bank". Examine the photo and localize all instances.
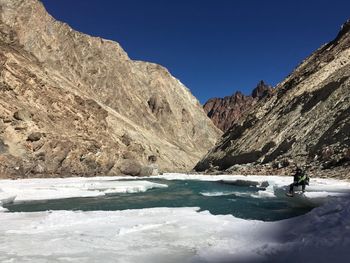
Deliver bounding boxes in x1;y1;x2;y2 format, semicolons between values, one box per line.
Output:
265;196;350;262
0;207;271;262
0;177;167;203
1;198;350;262
200;191;238;197
0;191;16;205
0;190;16;212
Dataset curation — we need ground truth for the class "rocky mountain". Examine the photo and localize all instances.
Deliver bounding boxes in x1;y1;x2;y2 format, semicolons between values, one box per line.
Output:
195;20;350;178
203;81;273;131
0;0;221;178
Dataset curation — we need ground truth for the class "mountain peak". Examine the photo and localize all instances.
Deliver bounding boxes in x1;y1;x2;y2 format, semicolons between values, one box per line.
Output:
340;19;350;33
251;80;273;99
204;82;273;131
333;18;350;42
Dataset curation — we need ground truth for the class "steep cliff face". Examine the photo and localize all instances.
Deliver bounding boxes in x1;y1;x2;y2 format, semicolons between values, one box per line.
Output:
203;81;273;131
196;20;350;178
0;0;221;178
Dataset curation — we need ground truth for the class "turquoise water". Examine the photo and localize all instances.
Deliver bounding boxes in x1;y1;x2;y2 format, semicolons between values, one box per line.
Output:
4;179;313;221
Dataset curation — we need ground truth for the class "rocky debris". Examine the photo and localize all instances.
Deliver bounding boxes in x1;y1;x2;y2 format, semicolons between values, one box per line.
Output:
27;132;42;142
13;109;32;121
147;94;172;117
0;0;221;178
0;154;24;178
195;20;350;180
119;159;142;176
252;80;274;99
0;139;8;153
0;119;5;133
198;159;349;179
140;164;158;176
121;133;132;146
203;81;273;131
148;155;157;163
118;158;158;177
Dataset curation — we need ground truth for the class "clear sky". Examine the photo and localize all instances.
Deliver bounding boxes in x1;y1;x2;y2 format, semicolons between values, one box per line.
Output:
41;0;350;104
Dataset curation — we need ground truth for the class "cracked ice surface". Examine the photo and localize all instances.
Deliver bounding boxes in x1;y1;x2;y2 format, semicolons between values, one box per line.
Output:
1;201;350;262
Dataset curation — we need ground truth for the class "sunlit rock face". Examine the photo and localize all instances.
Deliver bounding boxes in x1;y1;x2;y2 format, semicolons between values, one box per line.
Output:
0;0;221;178
196;20;350;178
203;81;273;132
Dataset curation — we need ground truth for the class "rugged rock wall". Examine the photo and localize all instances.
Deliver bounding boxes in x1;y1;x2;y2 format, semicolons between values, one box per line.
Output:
203;81;273;131
0;0;221;178
196;20;350;178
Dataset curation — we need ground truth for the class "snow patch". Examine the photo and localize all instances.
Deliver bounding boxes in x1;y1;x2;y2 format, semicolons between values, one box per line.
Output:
0;190;16;212
1;199;350;262
0;191;16;205
0;177;167;202
200;191;240;197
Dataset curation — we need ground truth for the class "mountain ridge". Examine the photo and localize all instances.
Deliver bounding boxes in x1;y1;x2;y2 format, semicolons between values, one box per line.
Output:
195;19;350;179
0;0;222;178
203;81;273;131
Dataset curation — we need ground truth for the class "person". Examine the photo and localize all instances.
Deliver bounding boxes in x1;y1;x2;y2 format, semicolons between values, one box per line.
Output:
288;166;309;196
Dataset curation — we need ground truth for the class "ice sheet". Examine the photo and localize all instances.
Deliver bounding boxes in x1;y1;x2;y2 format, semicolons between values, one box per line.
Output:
0;206;271;262
200;191;238;197
1;199;350;262
0;174;350;262
0;177;167;202
0;190;16;212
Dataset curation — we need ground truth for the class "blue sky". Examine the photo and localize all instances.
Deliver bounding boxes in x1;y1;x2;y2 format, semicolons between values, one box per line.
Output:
41;0;350;104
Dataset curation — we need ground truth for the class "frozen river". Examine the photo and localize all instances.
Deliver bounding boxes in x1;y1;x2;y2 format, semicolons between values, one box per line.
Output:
4;178;313;221
1;173;350;262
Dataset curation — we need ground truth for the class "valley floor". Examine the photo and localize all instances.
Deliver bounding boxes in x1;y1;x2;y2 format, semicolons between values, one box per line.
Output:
1;174;350;263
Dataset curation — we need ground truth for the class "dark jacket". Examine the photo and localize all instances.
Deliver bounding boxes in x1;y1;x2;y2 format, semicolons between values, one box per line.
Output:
293;168;309;185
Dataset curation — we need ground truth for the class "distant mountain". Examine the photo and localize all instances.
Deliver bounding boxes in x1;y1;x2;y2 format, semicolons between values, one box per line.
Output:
203;81;273;131
0;0;221;178
195;20;350;178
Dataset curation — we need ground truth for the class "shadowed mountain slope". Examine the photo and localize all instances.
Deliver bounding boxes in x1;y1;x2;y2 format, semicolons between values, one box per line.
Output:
196;20;350;178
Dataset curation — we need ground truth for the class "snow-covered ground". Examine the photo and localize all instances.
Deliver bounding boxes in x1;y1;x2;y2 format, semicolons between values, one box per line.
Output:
0;176;167;203
1;173;350;263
